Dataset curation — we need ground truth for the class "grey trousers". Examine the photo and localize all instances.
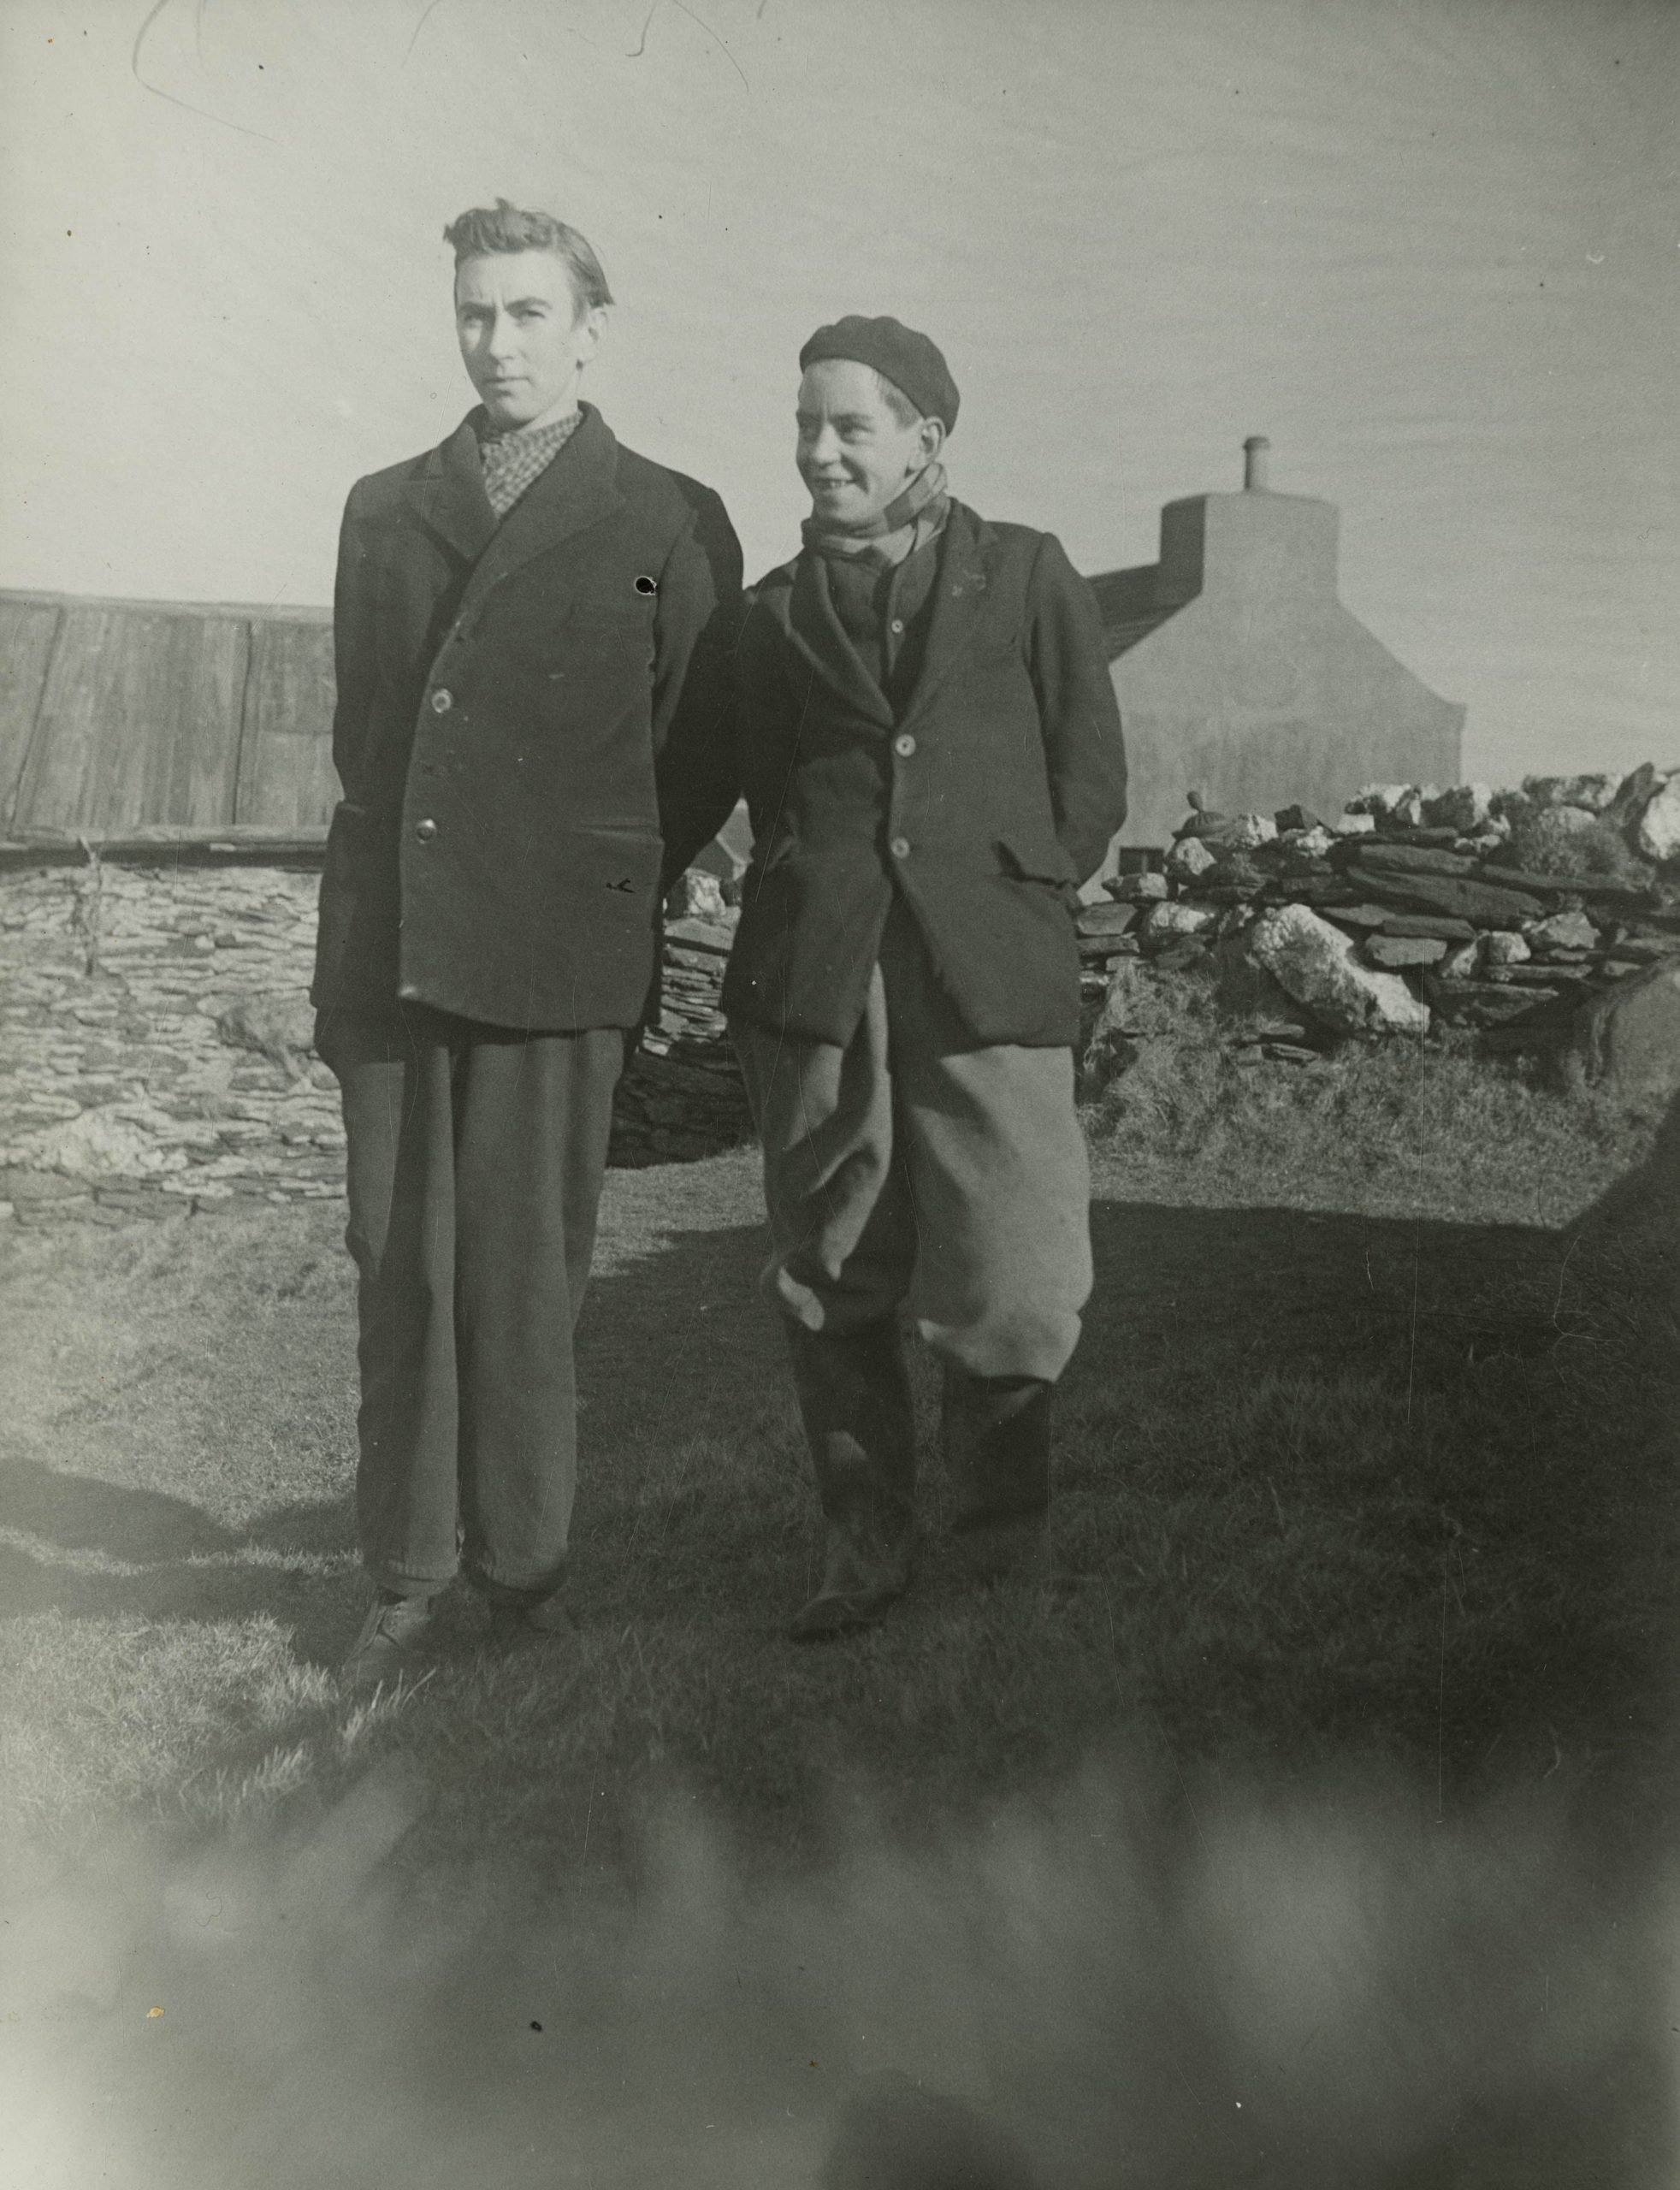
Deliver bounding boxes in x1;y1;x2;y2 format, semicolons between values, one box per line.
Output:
317;1003;624;1602
731;906;1092;1384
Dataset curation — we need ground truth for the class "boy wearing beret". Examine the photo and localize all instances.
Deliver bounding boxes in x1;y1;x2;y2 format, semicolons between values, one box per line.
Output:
722;316;1127;1640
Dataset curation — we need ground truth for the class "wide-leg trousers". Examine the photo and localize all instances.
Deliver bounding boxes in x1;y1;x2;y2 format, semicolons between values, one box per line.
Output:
316;1003;624;1602
731;904;1092;1385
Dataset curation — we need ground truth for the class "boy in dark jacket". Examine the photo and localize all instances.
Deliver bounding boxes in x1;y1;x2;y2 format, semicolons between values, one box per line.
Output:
724;316;1127;1639
315;201;738;1684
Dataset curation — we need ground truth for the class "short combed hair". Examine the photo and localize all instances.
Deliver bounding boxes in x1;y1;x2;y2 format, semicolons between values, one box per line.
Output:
443;198;613;312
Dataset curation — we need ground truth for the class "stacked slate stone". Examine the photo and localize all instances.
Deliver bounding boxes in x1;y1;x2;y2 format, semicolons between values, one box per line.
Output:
1077;766;1680;1057
0;858;755;1225
609;869;753;1166
0;863;346;1224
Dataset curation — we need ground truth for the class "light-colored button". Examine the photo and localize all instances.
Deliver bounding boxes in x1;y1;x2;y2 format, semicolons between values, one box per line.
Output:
893;734;916;758
890;836;911;860
429;688;453;713
890;619;905;634
414;819;438;843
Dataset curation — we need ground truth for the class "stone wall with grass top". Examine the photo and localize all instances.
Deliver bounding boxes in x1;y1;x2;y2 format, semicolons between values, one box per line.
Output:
1077;766;1680;1095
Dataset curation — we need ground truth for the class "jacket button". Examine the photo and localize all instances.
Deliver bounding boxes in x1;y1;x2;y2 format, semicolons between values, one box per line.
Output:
890;619;906;635
415;819;438;843
890;836;911;860
893;734;917;758
429;688;453;713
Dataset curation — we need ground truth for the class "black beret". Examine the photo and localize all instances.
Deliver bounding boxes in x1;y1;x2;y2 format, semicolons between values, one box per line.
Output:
798;315;960;432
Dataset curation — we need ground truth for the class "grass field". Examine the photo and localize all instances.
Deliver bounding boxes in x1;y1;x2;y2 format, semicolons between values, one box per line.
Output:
3;1040;1677;2187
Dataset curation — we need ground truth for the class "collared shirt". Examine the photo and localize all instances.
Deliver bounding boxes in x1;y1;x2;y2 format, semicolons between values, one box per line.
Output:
475;408;583;521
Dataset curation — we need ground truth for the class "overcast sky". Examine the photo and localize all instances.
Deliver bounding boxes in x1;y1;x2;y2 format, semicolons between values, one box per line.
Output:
0;0;1674;784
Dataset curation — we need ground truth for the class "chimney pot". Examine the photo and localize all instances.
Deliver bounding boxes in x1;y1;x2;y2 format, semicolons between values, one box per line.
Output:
1243;435;1271;491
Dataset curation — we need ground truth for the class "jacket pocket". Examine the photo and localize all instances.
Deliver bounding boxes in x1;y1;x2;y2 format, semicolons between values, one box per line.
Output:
565;598;656;656
565;825;665;897
994;832;1080;888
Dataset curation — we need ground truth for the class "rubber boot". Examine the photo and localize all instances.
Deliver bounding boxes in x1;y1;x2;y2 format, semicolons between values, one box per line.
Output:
784;1317;918;1642
942;1367;1054;1583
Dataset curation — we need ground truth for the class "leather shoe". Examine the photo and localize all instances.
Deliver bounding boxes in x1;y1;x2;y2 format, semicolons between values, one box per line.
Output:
340;1588;440;1689
486;1592;578;1651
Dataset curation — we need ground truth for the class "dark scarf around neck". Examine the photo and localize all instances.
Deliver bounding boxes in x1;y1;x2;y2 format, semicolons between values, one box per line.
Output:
801;460;949;568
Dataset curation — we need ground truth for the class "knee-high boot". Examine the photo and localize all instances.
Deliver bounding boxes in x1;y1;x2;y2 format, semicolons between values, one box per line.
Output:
784;1317;918;1642
941;1366;1054;1581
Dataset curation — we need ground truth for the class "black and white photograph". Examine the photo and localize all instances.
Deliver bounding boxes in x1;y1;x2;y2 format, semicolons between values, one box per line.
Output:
1;2;1677;2182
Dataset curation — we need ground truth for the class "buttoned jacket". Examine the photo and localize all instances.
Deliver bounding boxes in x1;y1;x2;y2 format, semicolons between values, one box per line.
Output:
311;405;740;1032
720;501;1127;1047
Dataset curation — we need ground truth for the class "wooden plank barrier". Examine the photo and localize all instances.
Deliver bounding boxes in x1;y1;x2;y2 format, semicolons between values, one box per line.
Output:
0;591;742;869
236;619;339;825
0;597;66;826
0;589;336;834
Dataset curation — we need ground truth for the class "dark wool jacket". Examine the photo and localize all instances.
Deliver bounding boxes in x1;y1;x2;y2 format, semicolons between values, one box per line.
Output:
311;404;740;1033
718;501;1127;1048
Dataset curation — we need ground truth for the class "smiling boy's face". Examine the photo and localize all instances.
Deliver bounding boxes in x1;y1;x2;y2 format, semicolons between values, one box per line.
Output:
795;358;944;527
454;250;604;431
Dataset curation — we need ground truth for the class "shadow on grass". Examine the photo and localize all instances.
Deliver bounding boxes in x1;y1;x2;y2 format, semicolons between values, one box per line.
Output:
5;1110;1677;2190
0;1459;245;1563
0;1461;356;1664
4;1113;1676;1856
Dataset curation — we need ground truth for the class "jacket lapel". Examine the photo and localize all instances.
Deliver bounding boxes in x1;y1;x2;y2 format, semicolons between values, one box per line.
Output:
782;552;896;727
455;403;627;613
400;418;499;566
898;502;1003;724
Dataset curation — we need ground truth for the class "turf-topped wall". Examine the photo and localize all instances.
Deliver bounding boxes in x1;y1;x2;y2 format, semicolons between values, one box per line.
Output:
1077;766;1680;1086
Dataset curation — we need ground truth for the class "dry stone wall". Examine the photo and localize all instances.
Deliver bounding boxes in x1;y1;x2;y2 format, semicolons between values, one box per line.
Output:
1;862;342;1226
9;765;1674;1229
618;874;749;1163
0;859;747;1228
1077;767;1680;1088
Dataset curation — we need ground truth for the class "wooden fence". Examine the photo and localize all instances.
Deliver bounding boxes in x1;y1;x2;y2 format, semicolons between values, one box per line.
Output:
0;589;338;837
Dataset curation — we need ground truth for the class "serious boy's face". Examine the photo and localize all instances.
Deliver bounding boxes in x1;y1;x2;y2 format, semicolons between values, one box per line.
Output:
454;251;601;431
796;359;940;527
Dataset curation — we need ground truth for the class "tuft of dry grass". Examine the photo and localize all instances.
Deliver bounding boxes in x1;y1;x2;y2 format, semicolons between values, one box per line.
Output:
1495;802;1650;881
1082;969;1662;1227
